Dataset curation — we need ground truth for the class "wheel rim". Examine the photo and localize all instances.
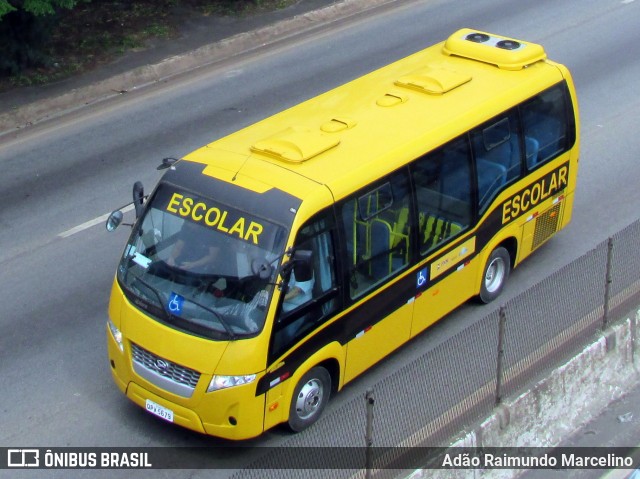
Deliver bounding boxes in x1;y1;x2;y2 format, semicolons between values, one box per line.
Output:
484;256;506;294
295;378;324;421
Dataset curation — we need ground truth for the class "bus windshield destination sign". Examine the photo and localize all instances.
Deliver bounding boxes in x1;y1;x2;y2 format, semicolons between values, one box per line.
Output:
165;192;265;245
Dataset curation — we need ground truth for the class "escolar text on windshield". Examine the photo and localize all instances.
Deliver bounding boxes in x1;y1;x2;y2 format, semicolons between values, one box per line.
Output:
165;192;264;245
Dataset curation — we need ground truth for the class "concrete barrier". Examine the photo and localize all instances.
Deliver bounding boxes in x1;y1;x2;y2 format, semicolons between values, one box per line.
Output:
406;309;640;479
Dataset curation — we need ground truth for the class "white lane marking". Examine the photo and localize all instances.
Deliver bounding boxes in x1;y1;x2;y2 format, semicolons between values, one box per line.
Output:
58;204;135;238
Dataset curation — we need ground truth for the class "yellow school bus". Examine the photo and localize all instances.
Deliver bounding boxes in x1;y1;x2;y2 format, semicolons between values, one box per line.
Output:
106;29;579;440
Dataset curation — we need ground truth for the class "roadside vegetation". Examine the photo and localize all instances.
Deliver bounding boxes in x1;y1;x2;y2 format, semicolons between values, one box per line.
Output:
0;0;295;93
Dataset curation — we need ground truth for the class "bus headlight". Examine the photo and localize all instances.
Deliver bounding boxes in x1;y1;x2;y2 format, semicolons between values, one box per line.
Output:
108;319;124;352
207;374;256;393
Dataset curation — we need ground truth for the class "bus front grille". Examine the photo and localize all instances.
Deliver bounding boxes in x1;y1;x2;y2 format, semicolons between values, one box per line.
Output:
131;343;200;394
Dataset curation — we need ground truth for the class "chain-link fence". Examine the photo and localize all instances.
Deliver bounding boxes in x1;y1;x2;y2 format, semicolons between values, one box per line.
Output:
232;218;640;478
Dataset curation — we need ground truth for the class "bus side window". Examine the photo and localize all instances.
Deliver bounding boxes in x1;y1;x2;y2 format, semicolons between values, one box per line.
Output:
520;84;569;169
471;111;522;213
341;171;412;298
412;137;472;256
271;215;339;358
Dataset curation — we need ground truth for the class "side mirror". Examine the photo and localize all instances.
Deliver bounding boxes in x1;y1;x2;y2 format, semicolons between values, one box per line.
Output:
106;180;145;231
133;181;145;218
106;210;123;232
280;249;313;278
292;249;312;265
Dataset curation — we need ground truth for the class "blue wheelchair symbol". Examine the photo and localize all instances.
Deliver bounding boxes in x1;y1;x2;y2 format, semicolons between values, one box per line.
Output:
168;293;184;315
416;267;428;289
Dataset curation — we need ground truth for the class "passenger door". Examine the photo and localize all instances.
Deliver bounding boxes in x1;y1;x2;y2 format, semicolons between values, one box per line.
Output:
410;137;477;336
339;170;414;383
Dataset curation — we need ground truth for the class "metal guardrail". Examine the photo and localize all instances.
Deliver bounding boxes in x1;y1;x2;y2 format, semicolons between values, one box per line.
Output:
232;218;640;478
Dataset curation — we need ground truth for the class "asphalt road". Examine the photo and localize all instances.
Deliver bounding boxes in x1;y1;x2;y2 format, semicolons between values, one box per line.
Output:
1;0;640;478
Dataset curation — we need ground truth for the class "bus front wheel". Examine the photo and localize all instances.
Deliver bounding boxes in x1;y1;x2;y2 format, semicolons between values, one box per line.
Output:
478;246;511;304
287;366;331;432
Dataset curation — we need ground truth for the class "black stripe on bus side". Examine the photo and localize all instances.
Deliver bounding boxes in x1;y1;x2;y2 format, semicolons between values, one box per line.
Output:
255;251;474;396
257;161;572;395
255;270;416;396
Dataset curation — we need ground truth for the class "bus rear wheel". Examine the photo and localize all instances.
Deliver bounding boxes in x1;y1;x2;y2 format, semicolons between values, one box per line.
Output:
287;366;331;432
478;246;510;304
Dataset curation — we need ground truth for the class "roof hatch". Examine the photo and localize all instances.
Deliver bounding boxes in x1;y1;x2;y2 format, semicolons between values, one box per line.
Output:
395;67;471;94
251;126;340;163
442;28;547;71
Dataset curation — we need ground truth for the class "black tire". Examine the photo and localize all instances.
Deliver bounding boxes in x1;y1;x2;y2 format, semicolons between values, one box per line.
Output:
287;366;331;433
478;246;511;304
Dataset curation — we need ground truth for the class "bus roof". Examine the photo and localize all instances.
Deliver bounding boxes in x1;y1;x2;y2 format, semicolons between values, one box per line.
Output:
183;29;566;204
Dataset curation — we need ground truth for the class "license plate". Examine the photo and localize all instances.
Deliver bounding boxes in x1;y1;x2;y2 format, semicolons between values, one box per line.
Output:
145;399;174;422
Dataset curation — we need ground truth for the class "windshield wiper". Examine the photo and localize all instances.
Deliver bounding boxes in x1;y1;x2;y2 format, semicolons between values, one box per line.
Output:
132;275;171;322
182;297;237;340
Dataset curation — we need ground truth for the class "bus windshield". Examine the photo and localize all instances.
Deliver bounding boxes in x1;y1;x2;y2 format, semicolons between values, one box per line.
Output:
116;184;287;340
